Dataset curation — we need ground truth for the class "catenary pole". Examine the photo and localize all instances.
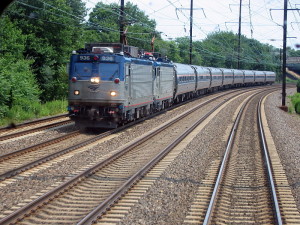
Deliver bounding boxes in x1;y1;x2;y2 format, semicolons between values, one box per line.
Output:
237;0;242;69
189;0;193;64
120;0;125;44
282;0;287;108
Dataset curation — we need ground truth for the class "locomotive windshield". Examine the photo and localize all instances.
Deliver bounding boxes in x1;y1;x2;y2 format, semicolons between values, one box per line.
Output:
74;63;92;78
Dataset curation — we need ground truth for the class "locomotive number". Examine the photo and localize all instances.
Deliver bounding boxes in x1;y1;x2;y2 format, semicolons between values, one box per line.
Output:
79;55;91;61
101;56;114;62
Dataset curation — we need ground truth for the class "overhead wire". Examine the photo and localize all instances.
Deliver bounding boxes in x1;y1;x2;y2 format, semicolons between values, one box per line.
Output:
8;0;279;67
90;0;279;66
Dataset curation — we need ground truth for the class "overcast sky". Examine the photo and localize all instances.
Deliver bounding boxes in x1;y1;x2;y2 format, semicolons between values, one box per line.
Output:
84;0;299;49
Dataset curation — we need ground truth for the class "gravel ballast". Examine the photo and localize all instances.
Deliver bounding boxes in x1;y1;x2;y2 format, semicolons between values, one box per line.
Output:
265;88;300;211
1;87;299;223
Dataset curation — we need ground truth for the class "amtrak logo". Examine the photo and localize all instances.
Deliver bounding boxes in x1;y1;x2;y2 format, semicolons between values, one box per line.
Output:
88;85;100;92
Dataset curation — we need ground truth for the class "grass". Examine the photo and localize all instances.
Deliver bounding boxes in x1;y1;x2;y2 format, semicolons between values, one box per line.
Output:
0;99;68;127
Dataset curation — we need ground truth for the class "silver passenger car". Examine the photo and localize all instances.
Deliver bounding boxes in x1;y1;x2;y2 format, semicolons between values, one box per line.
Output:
208;67;223;89
233;69;244;86
221;68;234;87
254;71;266;84
193;66;211;93
174;63;196;101
265;71;276;84
243;70;255;84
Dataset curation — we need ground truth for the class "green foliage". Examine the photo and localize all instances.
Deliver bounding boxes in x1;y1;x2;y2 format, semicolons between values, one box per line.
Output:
5;0;87;101
0;16;40;120
297;79;300;88
297;79;300;93
286;78;298;84
88;1;158;51
195;31;278;71
0;16;26;57
0;57;41;118
289;93;300;114
288;48;300;57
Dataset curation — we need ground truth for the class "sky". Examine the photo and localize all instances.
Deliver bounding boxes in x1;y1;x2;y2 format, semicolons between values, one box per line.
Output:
83;0;300;49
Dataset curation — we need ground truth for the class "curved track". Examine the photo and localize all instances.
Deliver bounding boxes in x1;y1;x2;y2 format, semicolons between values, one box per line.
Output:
0;88;254;224
2;86;298;225
183;89;300;224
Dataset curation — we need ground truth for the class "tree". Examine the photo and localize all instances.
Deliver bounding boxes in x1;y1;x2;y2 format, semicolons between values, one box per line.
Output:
88;2;158;51
0;16;40;119
5;0;88;101
197;31;278;70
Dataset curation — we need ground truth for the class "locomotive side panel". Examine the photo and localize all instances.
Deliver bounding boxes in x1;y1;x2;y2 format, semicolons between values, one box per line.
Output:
128;62;153;107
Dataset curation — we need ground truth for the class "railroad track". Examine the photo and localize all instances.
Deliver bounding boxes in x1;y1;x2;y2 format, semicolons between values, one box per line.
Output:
80;87;284;225
0;87;259;224
0;87;258;183
0;114;72;141
183;89;300;224
0;130;81;180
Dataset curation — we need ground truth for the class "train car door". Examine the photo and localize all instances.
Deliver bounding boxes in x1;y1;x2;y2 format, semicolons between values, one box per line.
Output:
125;63;131;101
153;67;160;99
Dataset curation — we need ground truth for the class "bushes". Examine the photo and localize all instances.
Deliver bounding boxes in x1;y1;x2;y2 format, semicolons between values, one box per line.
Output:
297;79;300;93
0;57;41;119
289;93;300;114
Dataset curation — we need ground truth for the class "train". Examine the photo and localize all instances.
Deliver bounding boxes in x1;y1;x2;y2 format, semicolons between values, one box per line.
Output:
68;42;276;129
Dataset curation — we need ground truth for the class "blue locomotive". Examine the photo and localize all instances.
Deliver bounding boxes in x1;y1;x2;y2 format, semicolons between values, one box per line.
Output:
68;43;275;129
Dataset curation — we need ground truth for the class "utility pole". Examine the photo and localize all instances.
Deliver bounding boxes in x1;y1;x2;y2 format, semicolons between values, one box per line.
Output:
282;0;287;109
189;0;193;65
119;0;125;44
237;0;242;69
269;6;299;109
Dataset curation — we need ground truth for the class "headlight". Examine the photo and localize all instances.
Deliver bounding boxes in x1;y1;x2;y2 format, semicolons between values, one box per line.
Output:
110;91;117;97
74;90;80;95
91;77;100;84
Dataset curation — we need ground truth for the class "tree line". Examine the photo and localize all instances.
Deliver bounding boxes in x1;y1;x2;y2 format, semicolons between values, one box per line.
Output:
0;0;299;120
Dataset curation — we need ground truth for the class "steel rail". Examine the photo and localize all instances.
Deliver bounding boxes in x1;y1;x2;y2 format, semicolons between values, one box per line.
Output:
0;131;80;162
0;120;73;141
77;87;280;224
77;95;232;225
0;114;69;132
0;89;239;182
0;129;118;181
0;89;246;225
202;89;275;225
0;87;277;224
257;95;283;225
